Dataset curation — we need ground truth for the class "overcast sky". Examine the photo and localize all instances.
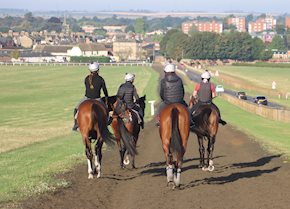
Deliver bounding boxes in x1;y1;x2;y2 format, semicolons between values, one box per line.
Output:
1;0;290;13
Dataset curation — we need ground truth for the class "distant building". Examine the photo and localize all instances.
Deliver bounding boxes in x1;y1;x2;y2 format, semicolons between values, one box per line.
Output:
227;17;246;32
182;21;223;34
285;17;290;29
17;35;33;48
67;43;109;57
248;16;276;33
113;39;143;62
82;25;97;34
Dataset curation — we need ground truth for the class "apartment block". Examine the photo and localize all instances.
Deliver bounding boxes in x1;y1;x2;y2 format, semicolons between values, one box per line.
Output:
182;21;223;34
248;16;276;33
286;17;290;29
227;17;246;32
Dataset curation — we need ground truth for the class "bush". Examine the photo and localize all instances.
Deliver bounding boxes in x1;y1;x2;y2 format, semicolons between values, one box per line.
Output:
70;56;110;63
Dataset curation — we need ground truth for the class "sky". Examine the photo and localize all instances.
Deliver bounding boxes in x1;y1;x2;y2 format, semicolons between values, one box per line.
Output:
1;0;290;14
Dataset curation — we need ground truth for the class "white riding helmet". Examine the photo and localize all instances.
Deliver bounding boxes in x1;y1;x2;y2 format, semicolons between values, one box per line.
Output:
201;71;211;79
88;62;99;72
125;73;135;82
164;64;175;73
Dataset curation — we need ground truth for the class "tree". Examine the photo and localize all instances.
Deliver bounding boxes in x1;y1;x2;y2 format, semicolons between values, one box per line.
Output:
10;50;20;59
216;31;254;61
160;29;179;55
186;32;220;59
252;37;266;60
268;35;287;52
134;18;145;34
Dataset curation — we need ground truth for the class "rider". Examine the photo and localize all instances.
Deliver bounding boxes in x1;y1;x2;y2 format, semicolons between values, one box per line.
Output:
189;70;224;127
116;73;144;129
72;62;109;131
156;63;187;126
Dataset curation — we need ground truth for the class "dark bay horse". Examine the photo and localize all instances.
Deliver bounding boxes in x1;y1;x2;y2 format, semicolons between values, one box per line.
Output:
77;98;115;179
159;103;190;188
189;97;226;171
111;95;146;169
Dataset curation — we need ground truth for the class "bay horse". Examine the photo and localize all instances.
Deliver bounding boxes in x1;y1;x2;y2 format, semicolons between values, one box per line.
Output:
110;95;146;169
77;98;115;179
189;96;226;172
159;103;190;188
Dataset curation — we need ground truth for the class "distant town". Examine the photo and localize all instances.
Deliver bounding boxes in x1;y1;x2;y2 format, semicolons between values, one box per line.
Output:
0;9;290;63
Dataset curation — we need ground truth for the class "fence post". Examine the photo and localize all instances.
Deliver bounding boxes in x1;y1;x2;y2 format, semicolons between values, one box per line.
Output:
148;100;156;116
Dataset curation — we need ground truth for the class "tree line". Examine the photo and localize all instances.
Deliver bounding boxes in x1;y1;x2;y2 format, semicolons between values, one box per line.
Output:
160;29;288;61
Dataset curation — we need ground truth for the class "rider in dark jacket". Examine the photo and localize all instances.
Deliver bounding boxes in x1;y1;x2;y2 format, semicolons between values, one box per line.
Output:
189;71;226;127
156;63;187;126
117;73;144;128
72;62;109;131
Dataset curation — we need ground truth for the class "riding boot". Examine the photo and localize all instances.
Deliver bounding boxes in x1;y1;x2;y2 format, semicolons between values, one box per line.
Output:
190;117;195;129
140;117;144;129
72;108;78;131
155;115;160;127
107;115;113;125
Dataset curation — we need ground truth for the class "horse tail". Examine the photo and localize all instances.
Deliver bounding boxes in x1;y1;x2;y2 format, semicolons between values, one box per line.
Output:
117;117;138;157
91;103;115;147
170;107;183;156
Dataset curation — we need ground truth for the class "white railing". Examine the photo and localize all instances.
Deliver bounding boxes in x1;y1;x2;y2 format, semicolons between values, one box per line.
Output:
0;62;153;67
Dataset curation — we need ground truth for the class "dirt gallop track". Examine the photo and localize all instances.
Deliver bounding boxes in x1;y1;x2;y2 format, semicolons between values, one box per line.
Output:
22;120;290;209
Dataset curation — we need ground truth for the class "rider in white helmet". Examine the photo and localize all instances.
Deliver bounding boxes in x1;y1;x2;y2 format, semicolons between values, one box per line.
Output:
117;73;144;128
156;62;187;126
72;62;109;131
189;70;225;128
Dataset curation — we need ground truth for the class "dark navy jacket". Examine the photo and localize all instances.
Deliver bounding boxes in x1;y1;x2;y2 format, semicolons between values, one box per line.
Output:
117;81;139;109
160;73;185;104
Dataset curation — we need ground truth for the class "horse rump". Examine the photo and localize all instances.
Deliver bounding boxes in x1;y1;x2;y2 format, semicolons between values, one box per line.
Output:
91;103;115;147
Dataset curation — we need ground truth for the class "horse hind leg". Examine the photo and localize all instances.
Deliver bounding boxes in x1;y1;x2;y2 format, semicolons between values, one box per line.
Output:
206;136;216;172
198;136;206;170
95;139;103;178
119;146;126;169
173;158;182;188
83;136;94;179
166;153;174;186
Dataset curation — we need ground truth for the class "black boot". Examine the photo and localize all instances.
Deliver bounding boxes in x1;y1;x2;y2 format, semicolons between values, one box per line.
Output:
107;116;113;125
190;120;195;129
140;117;144;129
72;108;78;131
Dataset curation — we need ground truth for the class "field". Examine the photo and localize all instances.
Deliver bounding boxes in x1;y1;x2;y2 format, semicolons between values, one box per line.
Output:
0;63;290;205
209;65;290;107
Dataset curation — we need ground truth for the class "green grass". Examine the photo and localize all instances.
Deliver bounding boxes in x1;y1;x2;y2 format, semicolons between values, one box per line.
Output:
0;65;159;204
208;65;290;108
215;98;290;157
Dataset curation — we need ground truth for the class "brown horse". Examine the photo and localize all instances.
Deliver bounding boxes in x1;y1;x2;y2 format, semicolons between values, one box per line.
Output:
110;95;146;169
159;103;190;188
77;98;115;179
189;96;226;171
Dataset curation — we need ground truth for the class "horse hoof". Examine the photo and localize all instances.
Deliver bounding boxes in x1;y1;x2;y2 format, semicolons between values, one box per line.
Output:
208;165;215;172
123;156;130;165
167;181;174;188
202;166;208;171
88;174;94;179
97;173;101;178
